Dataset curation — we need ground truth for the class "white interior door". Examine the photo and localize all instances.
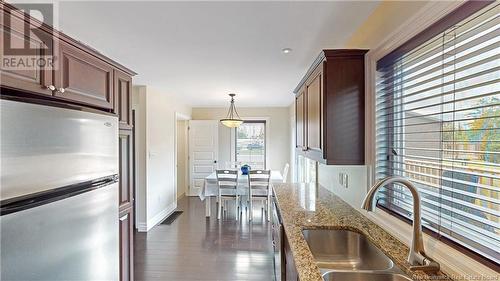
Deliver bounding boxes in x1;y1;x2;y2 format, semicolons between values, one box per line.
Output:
188;120;218;196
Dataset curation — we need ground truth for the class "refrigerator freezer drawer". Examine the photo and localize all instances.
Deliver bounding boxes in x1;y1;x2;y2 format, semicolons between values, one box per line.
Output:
0;182;119;281
0;99;118;200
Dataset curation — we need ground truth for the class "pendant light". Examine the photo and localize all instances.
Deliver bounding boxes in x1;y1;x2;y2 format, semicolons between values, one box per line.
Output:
220;93;243;128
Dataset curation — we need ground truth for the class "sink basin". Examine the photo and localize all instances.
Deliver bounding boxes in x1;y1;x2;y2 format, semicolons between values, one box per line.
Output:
322;272;412;281
302;229;394;271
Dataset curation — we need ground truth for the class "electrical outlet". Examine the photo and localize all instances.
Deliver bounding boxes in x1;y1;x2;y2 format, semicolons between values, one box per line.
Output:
339;173;348;189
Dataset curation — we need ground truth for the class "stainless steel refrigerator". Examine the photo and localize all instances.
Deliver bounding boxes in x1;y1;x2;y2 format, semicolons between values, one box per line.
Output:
0;98;119;281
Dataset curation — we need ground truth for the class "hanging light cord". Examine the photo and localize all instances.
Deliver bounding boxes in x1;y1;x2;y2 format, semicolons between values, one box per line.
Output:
225;94;241;120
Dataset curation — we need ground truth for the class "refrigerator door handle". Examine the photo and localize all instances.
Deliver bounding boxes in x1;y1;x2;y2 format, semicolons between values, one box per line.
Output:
0;176;118;216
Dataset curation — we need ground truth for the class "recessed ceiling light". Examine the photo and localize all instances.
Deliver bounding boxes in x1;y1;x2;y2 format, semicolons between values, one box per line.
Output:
282;48;292;54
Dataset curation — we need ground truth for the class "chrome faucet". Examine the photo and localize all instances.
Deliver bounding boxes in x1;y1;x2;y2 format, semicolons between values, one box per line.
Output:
361;176;440;272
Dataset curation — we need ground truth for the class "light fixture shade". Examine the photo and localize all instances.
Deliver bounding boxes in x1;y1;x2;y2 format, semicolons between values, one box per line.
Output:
220;93;243;128
220;118;243;128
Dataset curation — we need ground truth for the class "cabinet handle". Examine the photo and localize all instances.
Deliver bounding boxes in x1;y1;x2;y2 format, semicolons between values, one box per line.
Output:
119;214;129;221
46;85;56;91
57;88;66;94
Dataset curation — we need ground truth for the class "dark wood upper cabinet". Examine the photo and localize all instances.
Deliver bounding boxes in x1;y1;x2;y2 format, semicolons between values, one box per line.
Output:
0;3;136;112
305;66;323;153
114;70;132;129
294;49;367;165
0;9;54;96
54;41;114;109
295;90;306;150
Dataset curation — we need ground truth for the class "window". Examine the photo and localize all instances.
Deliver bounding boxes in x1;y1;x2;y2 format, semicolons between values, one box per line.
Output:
235;121;266;169
296;155;317;183
375;2;499;264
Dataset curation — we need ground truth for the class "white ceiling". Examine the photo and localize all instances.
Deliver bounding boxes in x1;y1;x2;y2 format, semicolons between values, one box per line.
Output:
57;1;379;107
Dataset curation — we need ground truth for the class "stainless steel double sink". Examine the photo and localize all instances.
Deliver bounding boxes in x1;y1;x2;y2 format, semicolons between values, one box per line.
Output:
302;229;412;281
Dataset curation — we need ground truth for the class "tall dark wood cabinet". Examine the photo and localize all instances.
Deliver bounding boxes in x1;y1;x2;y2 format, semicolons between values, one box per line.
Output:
1;3;136;281
114;70;135;281
294;49;367;165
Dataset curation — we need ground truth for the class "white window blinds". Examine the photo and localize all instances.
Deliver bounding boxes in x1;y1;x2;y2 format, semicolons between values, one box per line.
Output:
375;2;500;263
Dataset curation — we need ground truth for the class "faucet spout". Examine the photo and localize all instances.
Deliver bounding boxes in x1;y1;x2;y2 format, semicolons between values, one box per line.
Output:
361;176;440;272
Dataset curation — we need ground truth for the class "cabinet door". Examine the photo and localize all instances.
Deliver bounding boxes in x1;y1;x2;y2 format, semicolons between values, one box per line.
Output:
119;208;134;281
114;70;132;129
0;11;54;95
119;129;133;210
295;90;305;150
54;41;114;109
284;234;299;281
306;68;322;152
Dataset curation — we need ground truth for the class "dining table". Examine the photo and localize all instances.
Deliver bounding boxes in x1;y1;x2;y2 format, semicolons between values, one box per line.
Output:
199;170;283;217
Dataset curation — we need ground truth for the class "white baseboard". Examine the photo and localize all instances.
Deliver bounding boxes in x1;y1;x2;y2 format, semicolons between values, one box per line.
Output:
137;222;148;232
136;202;177;232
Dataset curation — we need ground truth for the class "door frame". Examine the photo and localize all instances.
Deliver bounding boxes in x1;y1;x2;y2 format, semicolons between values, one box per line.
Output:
174;112;191;202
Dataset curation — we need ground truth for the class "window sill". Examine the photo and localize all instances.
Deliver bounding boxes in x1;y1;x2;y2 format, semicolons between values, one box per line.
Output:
363;207;498;279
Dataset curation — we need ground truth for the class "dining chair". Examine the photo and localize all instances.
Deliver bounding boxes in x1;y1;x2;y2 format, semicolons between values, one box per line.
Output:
282;163;289;183
216;169;240;220
247;170;271;221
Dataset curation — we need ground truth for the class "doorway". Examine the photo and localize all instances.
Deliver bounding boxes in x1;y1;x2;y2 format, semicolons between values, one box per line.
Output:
175;113;190;201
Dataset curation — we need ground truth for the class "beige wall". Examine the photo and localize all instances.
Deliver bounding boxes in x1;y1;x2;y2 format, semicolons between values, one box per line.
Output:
176;120;188;199
345;1;430;49
132;85;192;231
192;107;291;178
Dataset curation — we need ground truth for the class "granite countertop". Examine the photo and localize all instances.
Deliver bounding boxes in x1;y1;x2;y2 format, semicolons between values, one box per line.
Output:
273;182;451;281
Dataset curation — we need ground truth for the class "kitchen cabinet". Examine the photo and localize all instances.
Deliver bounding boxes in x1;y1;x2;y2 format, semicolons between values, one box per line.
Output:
284;233;299;281
0;3;135;112
294;49;367;165
54;41;114;109
0;8;54;96
119;208;134;281
114;70;133;129
305;66;322;153
295;90;306;151
119;129;134;211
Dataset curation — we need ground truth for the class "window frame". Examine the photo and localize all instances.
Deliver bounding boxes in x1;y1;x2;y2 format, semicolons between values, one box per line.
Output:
365;0;499;272
234;120;267;169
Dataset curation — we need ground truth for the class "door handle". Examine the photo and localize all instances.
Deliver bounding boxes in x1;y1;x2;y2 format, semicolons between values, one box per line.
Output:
214;160;217;163
45;85;56;91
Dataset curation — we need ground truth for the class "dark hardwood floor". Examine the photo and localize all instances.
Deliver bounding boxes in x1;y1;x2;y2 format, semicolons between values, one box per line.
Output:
134;196;274;281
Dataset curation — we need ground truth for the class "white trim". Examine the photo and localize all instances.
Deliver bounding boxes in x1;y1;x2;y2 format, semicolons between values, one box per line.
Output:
230;117;271;169
363;1;498;278
137;202;177;232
